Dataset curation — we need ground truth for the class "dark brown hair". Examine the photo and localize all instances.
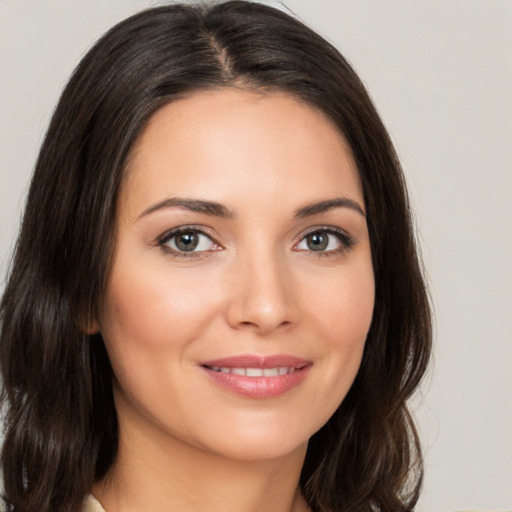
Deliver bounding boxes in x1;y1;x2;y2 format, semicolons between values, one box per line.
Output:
0;2;431;511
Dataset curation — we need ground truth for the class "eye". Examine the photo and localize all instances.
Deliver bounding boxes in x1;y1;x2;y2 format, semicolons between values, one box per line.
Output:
158;227;220;256
295;228;354;254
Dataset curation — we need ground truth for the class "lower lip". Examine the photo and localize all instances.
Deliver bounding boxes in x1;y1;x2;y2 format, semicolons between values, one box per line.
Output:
201;366;312;399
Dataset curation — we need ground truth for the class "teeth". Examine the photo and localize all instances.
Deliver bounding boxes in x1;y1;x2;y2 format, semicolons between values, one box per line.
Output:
208;366;296;377
246;368;263;377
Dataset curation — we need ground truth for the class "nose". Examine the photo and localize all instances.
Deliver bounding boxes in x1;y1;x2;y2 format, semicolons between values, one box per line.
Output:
225;251;299;335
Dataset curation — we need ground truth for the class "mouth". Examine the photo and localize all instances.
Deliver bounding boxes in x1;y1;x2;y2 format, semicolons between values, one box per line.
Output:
199;354;312;399
204;366;299;377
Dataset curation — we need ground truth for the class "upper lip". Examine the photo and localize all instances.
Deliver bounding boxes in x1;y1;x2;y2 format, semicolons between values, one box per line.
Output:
200;354;311;369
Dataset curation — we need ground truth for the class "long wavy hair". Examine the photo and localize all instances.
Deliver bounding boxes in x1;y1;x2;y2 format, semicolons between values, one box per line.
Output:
0;2;432;511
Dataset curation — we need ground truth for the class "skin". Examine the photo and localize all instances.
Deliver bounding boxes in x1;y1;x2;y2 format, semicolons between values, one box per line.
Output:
92;89;375;512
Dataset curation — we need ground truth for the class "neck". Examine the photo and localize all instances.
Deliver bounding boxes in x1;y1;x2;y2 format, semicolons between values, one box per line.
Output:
92;410;310;512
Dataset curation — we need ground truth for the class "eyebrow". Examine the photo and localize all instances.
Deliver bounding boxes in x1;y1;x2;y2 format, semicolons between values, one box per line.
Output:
294;198;366;218
138;196;365;220
138;197;233;219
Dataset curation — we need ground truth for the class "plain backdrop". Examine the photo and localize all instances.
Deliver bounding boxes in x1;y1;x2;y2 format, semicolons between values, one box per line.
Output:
0;1;511;511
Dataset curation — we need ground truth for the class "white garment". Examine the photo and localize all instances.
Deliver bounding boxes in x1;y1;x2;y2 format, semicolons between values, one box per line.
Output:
82;494;106;512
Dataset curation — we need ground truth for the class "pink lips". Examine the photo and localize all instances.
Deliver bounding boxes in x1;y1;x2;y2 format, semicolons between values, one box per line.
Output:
200;354;312;399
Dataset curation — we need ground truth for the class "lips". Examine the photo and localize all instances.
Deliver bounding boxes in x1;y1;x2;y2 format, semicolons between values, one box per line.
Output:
200;354;312;399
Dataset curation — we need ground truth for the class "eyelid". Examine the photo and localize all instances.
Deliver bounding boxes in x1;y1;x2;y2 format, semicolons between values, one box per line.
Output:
155;224;355;258
156;225;222;257
293;225;355;254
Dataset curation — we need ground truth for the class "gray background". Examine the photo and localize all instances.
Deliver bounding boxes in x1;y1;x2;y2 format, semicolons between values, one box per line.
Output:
1;1;511;510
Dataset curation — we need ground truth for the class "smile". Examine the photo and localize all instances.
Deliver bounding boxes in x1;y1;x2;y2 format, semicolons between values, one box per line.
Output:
200;355;312;399
206;366;297;376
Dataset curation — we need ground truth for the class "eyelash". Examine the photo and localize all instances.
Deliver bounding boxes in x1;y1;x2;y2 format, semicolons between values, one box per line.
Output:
156;225;355;258
157;225;220;258
294;226;355;257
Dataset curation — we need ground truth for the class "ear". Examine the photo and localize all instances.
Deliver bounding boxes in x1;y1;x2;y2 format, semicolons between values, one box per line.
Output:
78;312;100;335
85;319;100;335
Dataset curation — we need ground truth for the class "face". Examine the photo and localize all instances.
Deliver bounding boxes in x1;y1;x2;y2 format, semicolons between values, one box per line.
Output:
97;89;374;462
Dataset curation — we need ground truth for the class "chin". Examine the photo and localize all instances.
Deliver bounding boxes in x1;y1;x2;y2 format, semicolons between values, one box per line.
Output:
186;410;325;464
203;433;309;464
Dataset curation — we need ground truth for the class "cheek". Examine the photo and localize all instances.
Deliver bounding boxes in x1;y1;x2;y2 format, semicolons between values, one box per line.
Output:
308;264;375;392
100;259;222;351
98;262;222;413
312;262;375;342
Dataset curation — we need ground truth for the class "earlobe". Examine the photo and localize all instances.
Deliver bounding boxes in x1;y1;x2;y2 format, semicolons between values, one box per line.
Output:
85;320;100;335
79;314;100;335
77;308;101;335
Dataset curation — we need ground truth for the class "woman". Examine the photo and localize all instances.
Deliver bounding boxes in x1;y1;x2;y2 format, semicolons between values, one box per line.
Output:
0;2;431;512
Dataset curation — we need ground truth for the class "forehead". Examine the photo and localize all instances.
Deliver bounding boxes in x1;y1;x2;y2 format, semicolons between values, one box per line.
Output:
122;88;362;217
